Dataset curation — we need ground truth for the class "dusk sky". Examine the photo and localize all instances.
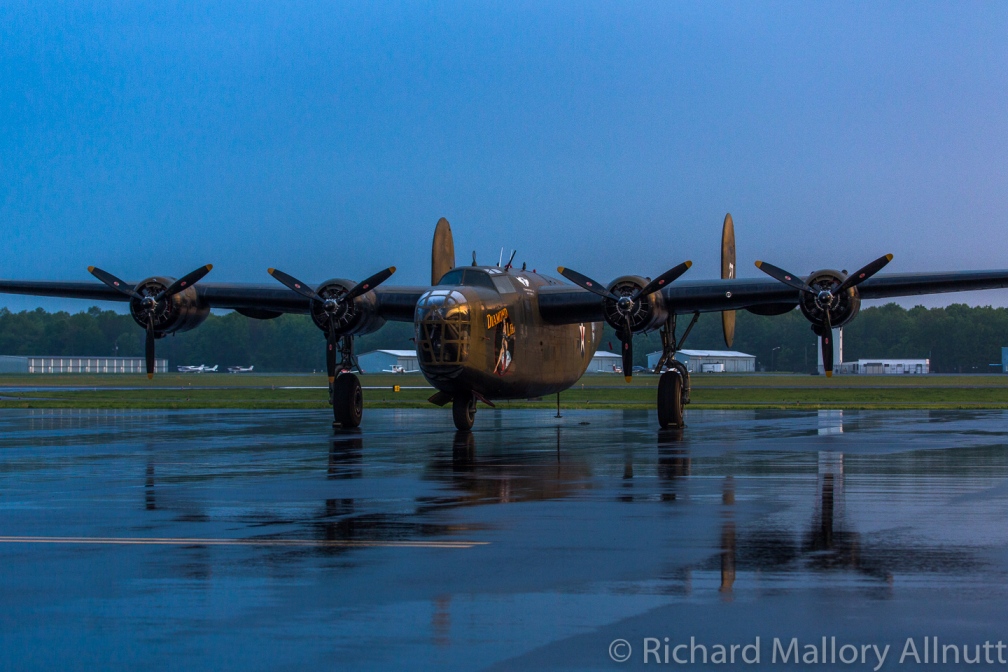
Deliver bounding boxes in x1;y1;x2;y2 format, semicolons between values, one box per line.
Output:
3;2;1008;312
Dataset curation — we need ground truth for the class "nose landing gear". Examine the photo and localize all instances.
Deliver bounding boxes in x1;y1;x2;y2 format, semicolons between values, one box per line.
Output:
452;393;477;431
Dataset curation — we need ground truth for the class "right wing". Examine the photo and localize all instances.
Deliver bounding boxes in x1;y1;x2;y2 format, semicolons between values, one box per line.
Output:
538;270;1008;325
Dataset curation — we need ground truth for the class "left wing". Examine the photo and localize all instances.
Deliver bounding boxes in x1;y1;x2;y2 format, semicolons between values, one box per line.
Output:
0;279;428;321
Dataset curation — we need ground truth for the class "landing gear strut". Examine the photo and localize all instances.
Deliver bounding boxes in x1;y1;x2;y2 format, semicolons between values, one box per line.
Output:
331;336;363;429
653;312;697;429
452;393;477;431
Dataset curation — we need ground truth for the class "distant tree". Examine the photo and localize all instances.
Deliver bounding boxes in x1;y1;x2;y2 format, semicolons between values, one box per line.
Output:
2;303;1007;373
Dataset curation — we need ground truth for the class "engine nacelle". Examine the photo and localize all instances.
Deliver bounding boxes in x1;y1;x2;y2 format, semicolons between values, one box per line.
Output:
129;276;209;335
798;269;861;334
309;278;386;336
604;275;670;333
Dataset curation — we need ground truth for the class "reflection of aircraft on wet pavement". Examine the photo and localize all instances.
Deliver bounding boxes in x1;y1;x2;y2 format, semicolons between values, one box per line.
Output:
139;425;983;590
177;364;218;373
6;214;1008;431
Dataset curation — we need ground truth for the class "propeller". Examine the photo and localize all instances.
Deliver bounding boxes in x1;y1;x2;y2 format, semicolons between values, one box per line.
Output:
88;264;213;379
754;254;892;377
267;266;396;382
557;261;692;381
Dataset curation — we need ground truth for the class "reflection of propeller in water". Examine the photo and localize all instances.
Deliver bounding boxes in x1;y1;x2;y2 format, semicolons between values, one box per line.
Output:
267;266;395;382
754;255;892;377
557;261;692;381
88;264;213;379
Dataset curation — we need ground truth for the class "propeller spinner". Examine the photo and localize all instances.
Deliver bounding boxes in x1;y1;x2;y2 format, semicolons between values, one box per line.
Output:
88;264;213;379
557;261;692;381
755;254;892;377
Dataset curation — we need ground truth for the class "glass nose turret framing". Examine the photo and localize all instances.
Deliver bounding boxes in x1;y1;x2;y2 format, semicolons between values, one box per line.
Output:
416;290;471;367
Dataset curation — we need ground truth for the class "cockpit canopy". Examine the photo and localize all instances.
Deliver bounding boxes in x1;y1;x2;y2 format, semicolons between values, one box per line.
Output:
437;268;518;294
437;268;496;290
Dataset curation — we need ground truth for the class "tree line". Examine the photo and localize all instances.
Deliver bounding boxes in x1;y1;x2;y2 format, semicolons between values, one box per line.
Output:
1;303;1005;373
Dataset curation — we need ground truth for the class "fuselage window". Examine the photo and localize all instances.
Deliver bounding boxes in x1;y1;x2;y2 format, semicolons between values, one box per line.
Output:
491;276;517;294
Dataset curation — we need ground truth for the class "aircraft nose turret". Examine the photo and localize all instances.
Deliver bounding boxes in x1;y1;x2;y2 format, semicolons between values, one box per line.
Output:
415;289;471;375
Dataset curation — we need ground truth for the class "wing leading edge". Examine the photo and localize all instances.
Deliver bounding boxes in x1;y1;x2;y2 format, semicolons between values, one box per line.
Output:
538;269;1008;325
0;279;428;322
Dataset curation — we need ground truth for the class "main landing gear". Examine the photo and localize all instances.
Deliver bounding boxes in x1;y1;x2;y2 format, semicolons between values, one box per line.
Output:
653;312;697;429
452;394;477;431
657;369;685;429
331;336;363;429
332;372;363;428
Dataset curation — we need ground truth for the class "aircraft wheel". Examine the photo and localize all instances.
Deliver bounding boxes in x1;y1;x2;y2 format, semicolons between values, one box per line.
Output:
333;373;363;428
452;394;477;431
657;371;684;429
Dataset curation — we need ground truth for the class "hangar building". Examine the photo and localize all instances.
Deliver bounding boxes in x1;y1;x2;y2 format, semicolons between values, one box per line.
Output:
0;356;168;374
646;349;756;373
585;350;622;373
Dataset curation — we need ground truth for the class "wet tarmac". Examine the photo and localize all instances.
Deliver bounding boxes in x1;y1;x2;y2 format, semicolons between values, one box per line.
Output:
2;408;1008;670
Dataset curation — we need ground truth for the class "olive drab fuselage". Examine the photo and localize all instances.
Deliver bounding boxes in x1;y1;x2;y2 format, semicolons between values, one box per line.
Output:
415;266;603;399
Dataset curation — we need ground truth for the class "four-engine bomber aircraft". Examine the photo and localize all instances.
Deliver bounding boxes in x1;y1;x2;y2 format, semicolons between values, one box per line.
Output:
3;215;1008;431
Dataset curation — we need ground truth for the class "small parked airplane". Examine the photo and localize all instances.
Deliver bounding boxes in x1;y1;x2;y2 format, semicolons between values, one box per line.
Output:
177;364;218;373
227;365;255;373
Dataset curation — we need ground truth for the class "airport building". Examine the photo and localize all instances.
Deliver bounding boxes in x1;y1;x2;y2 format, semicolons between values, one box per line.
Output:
586;350;622;373
357;349;420;373
646;349;756;373
1003;347;1008;373
836;359;930;375
0;355;168;374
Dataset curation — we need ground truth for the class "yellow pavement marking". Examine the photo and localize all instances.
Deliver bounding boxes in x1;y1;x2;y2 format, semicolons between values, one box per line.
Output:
0;536;487;549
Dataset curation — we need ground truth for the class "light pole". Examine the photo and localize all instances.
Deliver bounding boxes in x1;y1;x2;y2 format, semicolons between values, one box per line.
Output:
771;346;781;372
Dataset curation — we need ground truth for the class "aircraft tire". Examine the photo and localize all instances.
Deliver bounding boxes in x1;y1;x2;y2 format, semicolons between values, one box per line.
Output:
333;373;363;428
452;394;477;431
657;371;684;429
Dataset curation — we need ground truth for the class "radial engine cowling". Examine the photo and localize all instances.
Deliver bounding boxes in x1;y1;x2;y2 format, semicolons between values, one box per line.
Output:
603;275;670;333
308;278;386;336
128;276;209;335
798;269;861;333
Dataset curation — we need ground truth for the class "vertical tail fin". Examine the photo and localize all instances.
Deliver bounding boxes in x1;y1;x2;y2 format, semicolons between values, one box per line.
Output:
721;213;736;348
431;218;455;285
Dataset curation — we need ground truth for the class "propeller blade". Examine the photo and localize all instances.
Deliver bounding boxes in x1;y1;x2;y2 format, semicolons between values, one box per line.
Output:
145;318;156;380
754;260;815;294
344;266;397;302
556;267;619;301
835;254;893;294
621;317;633;383
156;264;213;302
821;310;833;378
268;268;322;302
634;260;693;299
88;266;142;300
325;321;337;384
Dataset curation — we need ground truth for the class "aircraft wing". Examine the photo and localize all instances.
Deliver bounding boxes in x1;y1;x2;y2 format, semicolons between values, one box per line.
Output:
0;280;429;322
538;269;1008;324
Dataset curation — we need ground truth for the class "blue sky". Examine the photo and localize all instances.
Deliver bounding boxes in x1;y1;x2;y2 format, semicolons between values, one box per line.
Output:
2;1;1007;312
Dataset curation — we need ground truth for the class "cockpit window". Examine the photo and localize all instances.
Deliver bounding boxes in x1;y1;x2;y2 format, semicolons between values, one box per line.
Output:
437;269;498;291
437;269;464;286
